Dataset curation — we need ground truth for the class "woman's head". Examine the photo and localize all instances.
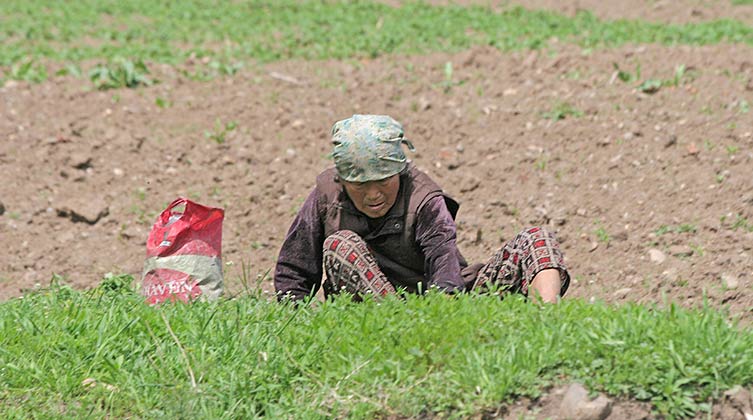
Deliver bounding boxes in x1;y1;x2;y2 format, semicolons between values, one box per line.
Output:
331;114;414;183
330;114;414;218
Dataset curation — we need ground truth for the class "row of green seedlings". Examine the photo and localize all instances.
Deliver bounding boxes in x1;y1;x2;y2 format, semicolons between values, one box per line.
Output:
3;57;243;89
7;56;750;123
591;218;752;251
545;62;749;121
541;63;697;121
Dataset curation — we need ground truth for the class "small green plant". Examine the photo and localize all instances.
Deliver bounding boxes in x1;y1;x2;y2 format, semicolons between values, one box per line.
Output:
134;187;147;201
204;119;238;144
726;145;740;155
731;214;753;232
6;59;48;83
721;214;753;232
184;60;244;81
655;223;698;235
677;223;697;234
210;186;222;199
638;79;663;93
268;91;280;104
208;59;243;76
636;65;692;93
183;190;200;202
542;101;583;120
89;57;152;90
595;227;610;243
612;62;641;83
440;61;463;93
564;69;582;80
54;63;82;78
594;221;611;244
534;157;548;171
97;273;134;294
655;225;672;236
155;97;172;109
739;99;750;114
129;205;153;225
444;61;453;87
666;64;687;87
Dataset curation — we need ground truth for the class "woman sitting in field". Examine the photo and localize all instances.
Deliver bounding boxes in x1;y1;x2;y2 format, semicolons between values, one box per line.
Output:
274;114;569;303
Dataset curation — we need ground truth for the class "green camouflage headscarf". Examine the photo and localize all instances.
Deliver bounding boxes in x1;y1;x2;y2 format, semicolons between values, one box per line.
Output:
331;114;415;183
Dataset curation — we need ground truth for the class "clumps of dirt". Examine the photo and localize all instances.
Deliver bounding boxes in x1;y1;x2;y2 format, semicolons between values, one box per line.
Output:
498;383;651;420
56;198;109;225
385;382;753;419
471;382;753;419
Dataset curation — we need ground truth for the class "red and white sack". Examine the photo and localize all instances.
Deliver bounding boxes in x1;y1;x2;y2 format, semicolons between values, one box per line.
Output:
140;198;224;304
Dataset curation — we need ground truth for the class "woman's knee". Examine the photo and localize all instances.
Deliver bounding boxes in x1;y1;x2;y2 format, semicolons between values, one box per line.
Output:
520;226;555;239
323;230;365;255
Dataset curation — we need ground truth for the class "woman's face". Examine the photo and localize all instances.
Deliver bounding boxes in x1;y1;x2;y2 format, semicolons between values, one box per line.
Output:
341;175;400;218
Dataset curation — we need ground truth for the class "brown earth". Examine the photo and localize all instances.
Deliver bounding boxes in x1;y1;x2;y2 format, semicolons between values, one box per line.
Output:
1;2;753;419
3;43;751;312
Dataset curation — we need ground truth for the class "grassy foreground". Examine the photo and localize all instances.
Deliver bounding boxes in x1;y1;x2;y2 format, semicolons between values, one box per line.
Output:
1;276;753;419
2;1;753;83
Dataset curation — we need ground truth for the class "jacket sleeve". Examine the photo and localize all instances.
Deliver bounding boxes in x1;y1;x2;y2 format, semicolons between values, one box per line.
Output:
274;187;325;301
414;195;466;293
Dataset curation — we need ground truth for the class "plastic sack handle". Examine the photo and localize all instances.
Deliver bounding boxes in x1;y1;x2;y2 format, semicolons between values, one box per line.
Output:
160;197;188;225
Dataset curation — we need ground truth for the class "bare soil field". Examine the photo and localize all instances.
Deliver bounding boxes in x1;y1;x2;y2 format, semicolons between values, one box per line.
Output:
3;42;752;315
1;3;752;417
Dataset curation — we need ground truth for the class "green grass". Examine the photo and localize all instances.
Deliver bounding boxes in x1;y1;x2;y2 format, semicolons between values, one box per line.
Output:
2;1;753;83
655;223;698;236
731;215;753;232
2;276;753;418
542;101;584;120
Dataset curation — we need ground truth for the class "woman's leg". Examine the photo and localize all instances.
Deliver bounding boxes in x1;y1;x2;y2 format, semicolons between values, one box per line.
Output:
322;230;396;299
473;226;570;302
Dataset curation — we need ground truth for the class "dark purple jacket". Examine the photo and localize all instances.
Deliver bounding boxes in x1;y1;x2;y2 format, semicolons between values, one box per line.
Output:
274;164;481;300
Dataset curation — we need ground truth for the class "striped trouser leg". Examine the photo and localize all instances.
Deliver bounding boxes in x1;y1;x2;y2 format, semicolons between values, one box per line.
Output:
473;226;570;296
322;230;396;299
